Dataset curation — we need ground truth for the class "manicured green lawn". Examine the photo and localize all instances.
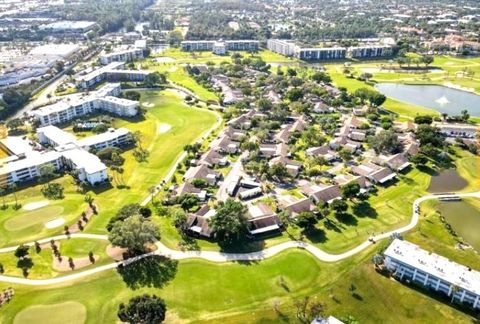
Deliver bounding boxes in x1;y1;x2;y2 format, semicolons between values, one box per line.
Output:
13;301;86;324
0;238;110;279
0;245;474;324
0;90;218;247
3;206;64;232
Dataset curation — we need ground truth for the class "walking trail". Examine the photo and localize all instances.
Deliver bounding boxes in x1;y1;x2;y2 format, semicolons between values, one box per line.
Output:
1;192;478;286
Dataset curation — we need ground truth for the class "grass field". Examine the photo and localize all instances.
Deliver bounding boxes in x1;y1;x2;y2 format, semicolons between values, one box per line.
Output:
0;244;475;324
0;90;218;247
13;301;86;324
0;238;110;279
325;55;480;119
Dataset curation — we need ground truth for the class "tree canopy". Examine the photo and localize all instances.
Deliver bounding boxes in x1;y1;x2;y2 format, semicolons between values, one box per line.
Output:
118;294;166;324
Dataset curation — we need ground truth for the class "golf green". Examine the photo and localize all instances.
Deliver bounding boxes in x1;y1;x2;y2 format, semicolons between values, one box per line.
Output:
13;301;86;324
4;206;64;231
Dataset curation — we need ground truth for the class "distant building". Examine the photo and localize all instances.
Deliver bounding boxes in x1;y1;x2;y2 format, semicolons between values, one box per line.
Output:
99;47;144;65
181;40;259;53
384;239;480;310
267;39;391;61
348;45;392;58
39;21;97;34
266;39;297;56
77;62;149;89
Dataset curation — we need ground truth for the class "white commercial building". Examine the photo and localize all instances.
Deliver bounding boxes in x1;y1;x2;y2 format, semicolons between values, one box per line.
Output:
384;239;480;310
31;83;138;126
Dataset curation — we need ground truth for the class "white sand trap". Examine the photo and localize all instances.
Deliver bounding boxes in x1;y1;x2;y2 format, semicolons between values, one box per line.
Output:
158;123;172;134
153;57;176;63
142;102;154;108
23;201;49;211
45;218;65;229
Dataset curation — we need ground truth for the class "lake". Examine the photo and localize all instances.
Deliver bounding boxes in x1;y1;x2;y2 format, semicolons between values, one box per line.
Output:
375;83;480;116
427;169;468;193
437;199;480;252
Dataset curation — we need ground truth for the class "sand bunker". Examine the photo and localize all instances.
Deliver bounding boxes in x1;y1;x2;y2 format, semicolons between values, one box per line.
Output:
153;57;176;63
142;102;154;108
158;123;172;134
45;218;65;229
53;255;98;272
23;201;49;211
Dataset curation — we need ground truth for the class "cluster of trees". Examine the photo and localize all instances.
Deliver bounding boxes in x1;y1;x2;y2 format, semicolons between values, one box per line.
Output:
353;88;387;107
0;89;30;120
118;294;166;323
367;130;402;155
107;203;159;255
57;0;154;34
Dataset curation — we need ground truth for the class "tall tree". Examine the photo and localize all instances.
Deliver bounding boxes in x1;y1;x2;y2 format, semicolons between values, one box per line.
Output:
208;199;247;241
108;215;160;254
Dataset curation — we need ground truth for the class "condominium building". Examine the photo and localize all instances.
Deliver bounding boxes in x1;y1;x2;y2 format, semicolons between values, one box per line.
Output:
295;47;347;60
266;39;297;56
0;150;63;187
31;83;138;126
99;47;144;65
0;124;132;187
181;40;259;52
384;239;480;310
77;62;149;89
267;39;391;61
348;45;392;59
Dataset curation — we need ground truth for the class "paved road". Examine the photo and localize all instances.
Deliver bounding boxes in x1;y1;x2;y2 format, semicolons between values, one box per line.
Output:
12;75;68;119
1;192;478;286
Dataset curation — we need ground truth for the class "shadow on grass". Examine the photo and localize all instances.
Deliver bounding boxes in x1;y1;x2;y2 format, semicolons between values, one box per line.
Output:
301;226;327;244
323;218;342;233
352;201;378;219
335;213;358;226
117;255;178;290
417;165;438;176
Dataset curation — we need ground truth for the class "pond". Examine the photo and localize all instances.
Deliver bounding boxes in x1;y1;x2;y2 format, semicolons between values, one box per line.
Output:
427;169;468;193
374;83;480;116
437;199;480;252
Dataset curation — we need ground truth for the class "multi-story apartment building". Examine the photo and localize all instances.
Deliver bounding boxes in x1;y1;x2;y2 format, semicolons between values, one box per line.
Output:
266;39;297;56
384;239;480;310
348;45;392;59
77;62;150;89
268;39;391;61
99;47;144;65
31;83;138;126
181;40;259;53
295;47;347;60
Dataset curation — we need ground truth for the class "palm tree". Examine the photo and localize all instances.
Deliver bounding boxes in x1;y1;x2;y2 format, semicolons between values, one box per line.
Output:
9;183;18;208
0;187;7;209
372;254;384;269
450;285;460;303
149;186;157;204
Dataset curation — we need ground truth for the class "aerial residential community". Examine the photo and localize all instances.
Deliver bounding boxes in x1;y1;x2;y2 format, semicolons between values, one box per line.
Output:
0;0;479;323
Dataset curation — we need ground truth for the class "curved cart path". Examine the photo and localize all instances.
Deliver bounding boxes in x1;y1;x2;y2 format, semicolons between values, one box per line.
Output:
0;192;478;286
